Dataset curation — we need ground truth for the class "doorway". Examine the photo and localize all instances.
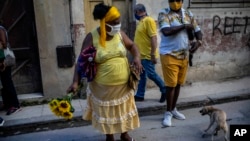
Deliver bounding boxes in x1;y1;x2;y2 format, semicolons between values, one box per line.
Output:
0;0;43;95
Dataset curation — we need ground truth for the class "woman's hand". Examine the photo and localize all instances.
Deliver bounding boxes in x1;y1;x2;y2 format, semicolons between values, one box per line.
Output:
67;82;78;94
132;56;143;74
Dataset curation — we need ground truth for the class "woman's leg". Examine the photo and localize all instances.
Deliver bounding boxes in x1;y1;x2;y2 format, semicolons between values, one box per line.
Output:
106;134;115;141
0;67;19;108
120;132;133;141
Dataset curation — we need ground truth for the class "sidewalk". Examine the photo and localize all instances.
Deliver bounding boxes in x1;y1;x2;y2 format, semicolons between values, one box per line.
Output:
0;76;250;133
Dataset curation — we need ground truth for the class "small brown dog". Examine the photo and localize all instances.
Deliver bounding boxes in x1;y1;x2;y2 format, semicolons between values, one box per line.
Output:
199;106;229;141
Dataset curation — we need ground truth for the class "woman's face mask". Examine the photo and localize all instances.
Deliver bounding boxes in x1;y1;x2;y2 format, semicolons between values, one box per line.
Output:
106;23;121;36
169;0;182;11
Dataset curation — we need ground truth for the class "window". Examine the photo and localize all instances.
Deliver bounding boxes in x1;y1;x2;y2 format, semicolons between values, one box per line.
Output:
188;0;250;8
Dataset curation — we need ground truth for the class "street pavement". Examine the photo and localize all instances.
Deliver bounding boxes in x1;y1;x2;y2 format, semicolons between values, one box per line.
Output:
1;99;250;141
0;76;250;139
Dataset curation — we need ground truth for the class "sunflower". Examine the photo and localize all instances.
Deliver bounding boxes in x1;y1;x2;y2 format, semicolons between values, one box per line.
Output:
48;81;83;120
62;111;73;120
58;100;71;113
49;99;59;111
52;107;62;117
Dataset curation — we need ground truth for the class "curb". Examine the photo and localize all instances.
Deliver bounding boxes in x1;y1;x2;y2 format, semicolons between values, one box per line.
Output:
1;93;250;137
138;93;250;117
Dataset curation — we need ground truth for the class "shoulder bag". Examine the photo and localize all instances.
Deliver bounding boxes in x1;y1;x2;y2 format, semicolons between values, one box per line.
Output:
77;45;97;82
4;44;16;67
0;26;16;67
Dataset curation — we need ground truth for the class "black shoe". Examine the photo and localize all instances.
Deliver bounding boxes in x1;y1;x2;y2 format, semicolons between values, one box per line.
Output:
6;107;21;115
134;96;144;102
159;93;166;103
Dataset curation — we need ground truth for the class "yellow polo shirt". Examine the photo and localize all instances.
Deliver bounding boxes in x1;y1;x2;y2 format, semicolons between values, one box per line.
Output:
134;16;159;60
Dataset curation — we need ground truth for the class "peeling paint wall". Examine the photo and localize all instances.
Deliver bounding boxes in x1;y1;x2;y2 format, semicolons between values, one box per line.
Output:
33;0;85;98
136;0;250;86
187;8;250;81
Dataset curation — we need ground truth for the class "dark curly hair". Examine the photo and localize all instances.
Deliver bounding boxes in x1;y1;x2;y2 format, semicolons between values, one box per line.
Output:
93;3;111;20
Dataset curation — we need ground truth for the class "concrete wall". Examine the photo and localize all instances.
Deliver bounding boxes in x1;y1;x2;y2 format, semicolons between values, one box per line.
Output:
186;8;250;81
136;0;250;87
33;0;85;98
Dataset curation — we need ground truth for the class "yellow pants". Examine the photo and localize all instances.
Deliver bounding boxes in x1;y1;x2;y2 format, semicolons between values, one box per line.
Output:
160;54;188;87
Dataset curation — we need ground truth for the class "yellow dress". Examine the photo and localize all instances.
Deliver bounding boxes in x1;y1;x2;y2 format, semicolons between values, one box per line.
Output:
82;29;140;134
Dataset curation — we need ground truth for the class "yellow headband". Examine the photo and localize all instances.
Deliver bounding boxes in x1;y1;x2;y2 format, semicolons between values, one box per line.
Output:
100;6;120;47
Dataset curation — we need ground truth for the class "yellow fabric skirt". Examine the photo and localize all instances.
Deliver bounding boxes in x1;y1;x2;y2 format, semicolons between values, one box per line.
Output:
82;81;140;134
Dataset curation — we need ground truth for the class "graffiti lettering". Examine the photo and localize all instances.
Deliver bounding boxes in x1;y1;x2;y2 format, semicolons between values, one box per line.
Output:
243;16;250;34
213;15;222;36
213;15;250;36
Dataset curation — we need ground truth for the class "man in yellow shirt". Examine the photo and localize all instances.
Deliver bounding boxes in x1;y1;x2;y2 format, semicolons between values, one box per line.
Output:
134;4;166;103
158;0;202;127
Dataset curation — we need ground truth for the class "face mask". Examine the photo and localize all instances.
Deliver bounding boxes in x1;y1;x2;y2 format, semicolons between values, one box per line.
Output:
134;14;143;20
169;2;182;11
134;13;148;21
106;23;121;36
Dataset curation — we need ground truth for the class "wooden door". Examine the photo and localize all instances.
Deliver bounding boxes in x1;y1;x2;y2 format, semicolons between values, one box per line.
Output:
84;0;104;34
0;0;42;95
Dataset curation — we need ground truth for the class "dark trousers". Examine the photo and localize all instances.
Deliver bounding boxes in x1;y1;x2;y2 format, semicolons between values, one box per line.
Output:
0;66;19;109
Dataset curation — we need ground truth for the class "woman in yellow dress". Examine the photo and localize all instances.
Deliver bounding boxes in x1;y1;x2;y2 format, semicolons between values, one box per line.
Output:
67;3;142;141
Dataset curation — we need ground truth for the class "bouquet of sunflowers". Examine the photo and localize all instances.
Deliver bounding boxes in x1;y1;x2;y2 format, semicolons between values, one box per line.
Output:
48;93;75;120
48;82;84;120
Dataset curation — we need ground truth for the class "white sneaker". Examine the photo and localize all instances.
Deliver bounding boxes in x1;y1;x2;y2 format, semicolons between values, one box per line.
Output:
171;108;186;120
162;111;172;127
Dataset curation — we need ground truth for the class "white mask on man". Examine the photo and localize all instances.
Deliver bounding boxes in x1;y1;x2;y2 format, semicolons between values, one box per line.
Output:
106;23;121;36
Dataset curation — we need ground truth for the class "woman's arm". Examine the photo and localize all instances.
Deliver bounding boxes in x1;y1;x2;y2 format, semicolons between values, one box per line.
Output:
0;28;7;49
67;32;93;93
120;31;143;73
